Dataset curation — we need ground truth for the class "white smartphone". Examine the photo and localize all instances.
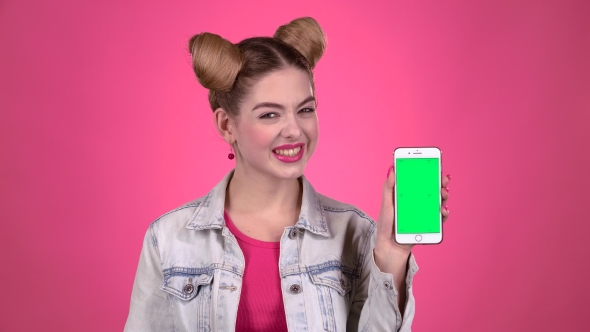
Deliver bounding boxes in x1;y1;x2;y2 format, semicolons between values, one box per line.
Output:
394;147;443;244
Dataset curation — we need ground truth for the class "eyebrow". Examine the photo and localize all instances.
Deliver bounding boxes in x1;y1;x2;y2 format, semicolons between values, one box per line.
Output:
251;96;316;112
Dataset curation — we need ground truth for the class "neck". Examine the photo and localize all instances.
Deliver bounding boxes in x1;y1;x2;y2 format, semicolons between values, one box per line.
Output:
226;166;302;216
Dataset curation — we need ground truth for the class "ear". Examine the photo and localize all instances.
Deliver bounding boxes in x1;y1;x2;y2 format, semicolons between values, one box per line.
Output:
214;108;236;144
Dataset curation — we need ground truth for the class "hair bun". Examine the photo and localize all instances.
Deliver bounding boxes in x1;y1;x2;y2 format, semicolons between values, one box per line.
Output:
274;17;326;69
188;32;242;91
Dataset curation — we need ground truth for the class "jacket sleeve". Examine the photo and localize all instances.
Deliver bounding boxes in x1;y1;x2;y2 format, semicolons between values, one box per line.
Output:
124;223;174;332
348;228;419;332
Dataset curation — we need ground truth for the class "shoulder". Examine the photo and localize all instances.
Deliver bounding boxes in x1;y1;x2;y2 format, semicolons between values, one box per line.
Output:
149;172;231;236
317;193;376;233
143;191;225;262
299;175;376;236
148;193;211;236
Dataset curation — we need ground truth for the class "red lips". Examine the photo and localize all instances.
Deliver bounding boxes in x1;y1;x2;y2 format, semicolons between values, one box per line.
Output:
272;143;305;163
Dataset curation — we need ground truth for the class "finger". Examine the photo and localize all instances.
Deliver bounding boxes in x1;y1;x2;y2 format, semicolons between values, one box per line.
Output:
442;174;450;187
376;165;395;241
442;186;449;202
441;204;449;223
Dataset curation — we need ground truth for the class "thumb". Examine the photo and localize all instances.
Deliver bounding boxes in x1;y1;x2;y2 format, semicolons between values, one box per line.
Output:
382;165;395;209
377;165;396;240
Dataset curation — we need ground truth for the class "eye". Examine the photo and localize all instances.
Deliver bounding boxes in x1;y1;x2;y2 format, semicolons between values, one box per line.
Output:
299;107;316;114
259;112;278;119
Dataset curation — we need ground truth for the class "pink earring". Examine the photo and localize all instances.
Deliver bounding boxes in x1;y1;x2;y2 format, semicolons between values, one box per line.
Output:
228;146;235;160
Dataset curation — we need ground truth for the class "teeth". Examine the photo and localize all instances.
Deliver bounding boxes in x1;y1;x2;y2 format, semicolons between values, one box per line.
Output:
274;147;301;157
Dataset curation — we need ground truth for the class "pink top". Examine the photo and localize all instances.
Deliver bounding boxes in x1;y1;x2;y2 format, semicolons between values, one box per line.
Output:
224;211;288;332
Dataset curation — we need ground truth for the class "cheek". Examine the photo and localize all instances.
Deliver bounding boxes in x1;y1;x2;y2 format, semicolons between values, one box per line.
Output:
237;124;275;153
303;119;319;152
304;118;319;142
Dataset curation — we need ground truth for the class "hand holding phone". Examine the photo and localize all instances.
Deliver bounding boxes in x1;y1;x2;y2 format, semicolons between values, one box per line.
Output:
373;147;448;284
394;147;443;244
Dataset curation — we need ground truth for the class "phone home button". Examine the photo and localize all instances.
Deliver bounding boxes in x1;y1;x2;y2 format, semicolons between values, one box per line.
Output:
415;235;423;242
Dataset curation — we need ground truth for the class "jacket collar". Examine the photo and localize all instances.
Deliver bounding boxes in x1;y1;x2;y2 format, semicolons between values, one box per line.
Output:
185;170;330;237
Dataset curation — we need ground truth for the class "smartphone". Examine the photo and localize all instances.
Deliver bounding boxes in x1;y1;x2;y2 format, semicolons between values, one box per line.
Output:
394;147;443;244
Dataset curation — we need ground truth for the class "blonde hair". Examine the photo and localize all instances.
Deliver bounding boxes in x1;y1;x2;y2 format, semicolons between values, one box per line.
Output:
188;17;326;116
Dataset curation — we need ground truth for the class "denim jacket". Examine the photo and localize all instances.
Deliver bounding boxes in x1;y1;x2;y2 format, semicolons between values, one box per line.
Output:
125;171;418;331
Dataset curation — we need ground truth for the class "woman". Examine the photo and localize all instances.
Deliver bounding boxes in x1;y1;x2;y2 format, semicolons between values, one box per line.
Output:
125;17;450;331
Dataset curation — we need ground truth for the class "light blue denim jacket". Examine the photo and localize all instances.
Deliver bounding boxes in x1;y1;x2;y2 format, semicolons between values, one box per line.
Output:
125;171;418;331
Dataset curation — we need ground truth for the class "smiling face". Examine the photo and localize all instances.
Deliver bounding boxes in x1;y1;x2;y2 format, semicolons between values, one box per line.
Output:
228;67;319;180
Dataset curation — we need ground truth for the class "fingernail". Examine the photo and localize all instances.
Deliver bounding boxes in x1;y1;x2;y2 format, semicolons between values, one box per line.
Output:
386;165;393;178
447;174;452;180
444;205;449;211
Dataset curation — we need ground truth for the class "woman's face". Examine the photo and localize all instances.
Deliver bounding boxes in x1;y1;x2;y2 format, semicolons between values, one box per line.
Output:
231;67;318;180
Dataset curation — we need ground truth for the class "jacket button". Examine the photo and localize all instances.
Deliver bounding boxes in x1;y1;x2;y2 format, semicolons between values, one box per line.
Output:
289;284;302;294
383;281;393;290
288;228;299;239
183;284;195;294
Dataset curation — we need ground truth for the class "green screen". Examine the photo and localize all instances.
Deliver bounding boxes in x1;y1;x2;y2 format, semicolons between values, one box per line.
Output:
395;157;440;234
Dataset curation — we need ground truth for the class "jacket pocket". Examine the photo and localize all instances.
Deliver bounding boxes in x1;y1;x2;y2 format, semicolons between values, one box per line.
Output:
310;267;352;331
161;271;213;331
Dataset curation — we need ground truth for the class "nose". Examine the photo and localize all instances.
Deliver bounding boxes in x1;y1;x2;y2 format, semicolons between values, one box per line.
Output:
281;112;302;140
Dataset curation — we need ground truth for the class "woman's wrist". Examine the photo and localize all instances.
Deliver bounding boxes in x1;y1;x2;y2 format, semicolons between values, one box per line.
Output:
373;244;411;276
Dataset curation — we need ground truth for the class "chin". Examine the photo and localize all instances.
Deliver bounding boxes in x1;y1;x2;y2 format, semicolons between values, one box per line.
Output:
281;169;305;179
277;165;306;179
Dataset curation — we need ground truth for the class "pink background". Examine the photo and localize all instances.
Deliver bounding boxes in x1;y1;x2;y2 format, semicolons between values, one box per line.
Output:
1;0;589;331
